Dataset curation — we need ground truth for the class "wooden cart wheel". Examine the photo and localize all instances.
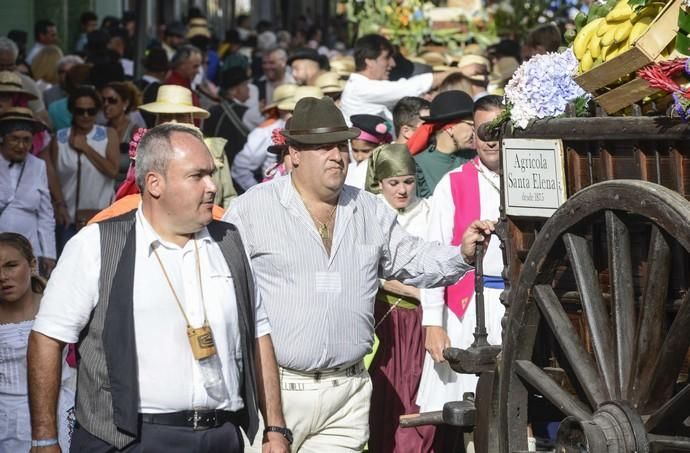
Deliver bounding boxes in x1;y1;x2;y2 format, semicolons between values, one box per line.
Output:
498;180;690;452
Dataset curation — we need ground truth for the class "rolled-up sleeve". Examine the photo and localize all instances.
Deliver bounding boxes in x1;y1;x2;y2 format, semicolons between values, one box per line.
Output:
378;197;471;289
33;224;101;343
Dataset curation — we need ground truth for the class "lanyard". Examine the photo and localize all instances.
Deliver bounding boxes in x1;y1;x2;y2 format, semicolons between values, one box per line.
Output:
152;238;209;328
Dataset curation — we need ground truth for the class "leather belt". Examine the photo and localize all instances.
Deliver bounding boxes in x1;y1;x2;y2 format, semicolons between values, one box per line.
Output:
140;409;241;431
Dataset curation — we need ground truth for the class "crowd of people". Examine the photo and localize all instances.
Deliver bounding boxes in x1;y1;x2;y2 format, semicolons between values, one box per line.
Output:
0;8;566;453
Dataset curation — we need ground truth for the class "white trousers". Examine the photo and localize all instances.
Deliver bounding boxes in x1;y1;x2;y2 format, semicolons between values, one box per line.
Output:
283;364;372;452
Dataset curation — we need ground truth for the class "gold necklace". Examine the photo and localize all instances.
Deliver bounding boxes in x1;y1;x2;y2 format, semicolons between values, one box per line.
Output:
293;181;337;240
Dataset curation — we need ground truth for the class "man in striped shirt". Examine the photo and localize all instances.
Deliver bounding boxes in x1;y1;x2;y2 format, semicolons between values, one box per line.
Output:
224;97;494;452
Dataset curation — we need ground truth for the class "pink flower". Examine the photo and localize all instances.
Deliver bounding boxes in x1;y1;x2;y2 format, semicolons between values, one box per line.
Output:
128;127;148;159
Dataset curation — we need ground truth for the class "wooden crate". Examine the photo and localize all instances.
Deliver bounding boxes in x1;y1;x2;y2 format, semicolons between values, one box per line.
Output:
574;0;681;113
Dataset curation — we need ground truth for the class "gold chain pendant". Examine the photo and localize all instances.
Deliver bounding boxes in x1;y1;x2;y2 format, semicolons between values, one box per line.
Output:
318;223;329;240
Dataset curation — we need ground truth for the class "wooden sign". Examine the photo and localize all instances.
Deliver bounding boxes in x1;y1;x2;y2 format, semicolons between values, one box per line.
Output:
502;138;567;217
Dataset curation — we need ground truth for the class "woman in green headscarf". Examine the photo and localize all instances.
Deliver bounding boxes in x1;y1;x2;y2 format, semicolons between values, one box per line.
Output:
365;143;434;453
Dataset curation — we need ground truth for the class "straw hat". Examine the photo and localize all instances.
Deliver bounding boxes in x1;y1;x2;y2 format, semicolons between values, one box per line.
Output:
186;18;211;39
138;85;209;119
456;54;491;70
314;72;345;94
420;51;449;67
0;71;37;100
277;86;324;111
0;107;45;133
329;57;355;78
262;83;298;113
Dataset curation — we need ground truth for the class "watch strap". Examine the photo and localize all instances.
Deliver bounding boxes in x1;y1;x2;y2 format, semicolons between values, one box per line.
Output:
264;425;293;444
31;438;59;447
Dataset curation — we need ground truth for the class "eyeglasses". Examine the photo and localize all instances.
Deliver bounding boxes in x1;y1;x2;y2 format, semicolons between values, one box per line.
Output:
73;107;98;117
5;135;33;147
103;96;120;105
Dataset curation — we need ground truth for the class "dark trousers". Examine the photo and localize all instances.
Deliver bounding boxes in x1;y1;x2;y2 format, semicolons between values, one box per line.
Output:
69;422;244;453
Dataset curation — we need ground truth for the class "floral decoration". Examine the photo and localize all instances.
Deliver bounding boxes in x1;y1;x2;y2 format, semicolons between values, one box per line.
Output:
638;58;690;120
504;48;590;129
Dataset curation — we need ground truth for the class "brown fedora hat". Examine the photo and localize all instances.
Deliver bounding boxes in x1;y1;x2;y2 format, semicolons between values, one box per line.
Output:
281;97;360;145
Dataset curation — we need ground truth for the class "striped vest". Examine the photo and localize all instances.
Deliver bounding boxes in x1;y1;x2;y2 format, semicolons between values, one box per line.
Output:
75;211;258;448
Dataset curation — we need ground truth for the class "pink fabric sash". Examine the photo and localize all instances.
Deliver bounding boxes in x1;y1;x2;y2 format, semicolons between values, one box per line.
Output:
445;157;481;319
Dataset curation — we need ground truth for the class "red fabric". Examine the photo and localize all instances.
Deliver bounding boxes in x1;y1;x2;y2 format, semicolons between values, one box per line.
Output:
369;297;436;453
164;71;201;107
406;121;459;155
115;165;140;200
445;158;481;319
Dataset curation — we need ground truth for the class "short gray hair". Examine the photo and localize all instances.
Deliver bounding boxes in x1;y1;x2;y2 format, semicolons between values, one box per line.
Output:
135;123;205;190
170;44;201;69
0;37;18;59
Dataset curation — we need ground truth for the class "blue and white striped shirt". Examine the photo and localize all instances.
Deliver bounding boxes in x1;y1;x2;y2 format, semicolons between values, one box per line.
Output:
224;175;471;371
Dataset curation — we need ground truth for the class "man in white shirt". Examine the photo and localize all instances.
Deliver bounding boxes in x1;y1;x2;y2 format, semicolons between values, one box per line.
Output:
26;19;58;65
340;34;456;123
224;97;494;452
27;124;290;453
417;95;506;427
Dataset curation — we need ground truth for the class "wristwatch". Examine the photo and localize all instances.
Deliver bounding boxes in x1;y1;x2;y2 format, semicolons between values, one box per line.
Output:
31;438;58;448
264;426;293;444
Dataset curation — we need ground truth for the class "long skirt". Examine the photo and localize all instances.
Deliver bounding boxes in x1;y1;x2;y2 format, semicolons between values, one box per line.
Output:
368;298;435;453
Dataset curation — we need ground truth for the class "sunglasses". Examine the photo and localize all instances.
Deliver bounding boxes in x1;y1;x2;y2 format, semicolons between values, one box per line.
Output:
103;96;120;105
73;107;98;117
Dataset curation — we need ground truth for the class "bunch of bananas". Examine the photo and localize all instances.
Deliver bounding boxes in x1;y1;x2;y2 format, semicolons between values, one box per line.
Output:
567;0;666;73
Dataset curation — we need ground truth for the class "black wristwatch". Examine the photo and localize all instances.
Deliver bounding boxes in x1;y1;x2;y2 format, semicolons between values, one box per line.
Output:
264;426;293;444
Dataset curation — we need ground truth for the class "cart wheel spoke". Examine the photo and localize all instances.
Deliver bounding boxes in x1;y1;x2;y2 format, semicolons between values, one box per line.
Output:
645;384;690;432
640;291;690;410
563;233;617;399
647;434;690;450
632;226;671;407
515;360;592;421
533;284;606;407
605;211;636;400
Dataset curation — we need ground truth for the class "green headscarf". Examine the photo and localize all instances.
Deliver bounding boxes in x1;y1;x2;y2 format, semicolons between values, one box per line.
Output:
365;143;417;194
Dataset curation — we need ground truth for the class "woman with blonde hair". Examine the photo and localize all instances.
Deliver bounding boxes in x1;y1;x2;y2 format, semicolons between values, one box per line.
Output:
30;44;64;93
0;233;75;452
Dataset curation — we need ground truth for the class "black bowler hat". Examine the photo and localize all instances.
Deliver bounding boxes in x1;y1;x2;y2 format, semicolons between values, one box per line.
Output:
287;48;329;70
281;97;360;145
220;67;250;90
420;90;474;123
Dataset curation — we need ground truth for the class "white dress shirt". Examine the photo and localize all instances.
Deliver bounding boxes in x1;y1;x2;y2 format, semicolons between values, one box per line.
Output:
0;153;56;259
340;72;434;123
231;118;284;191
223;175;471;371
421;160;502;326
33;208;271;413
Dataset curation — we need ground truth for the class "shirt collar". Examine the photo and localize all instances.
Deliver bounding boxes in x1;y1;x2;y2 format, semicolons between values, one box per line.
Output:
136;202;213;254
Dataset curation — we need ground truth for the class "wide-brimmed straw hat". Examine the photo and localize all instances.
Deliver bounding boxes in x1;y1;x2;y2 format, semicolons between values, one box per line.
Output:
187;18;211;39
329;57;355;78
281;97;360;145
314;72;345;94
420;90;474;123
138;85;209;119
0;71;37;100
277;85;324;112
0;107;46;133
262;83;298;113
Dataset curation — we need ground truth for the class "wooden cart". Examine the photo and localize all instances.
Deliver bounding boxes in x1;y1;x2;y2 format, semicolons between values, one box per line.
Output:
410;117;690;452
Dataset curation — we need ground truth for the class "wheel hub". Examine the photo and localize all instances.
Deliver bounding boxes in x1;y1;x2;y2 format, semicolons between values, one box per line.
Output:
555;401;649;453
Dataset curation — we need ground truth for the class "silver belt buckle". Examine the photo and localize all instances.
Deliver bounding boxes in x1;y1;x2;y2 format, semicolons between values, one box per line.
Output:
191;410;207;431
